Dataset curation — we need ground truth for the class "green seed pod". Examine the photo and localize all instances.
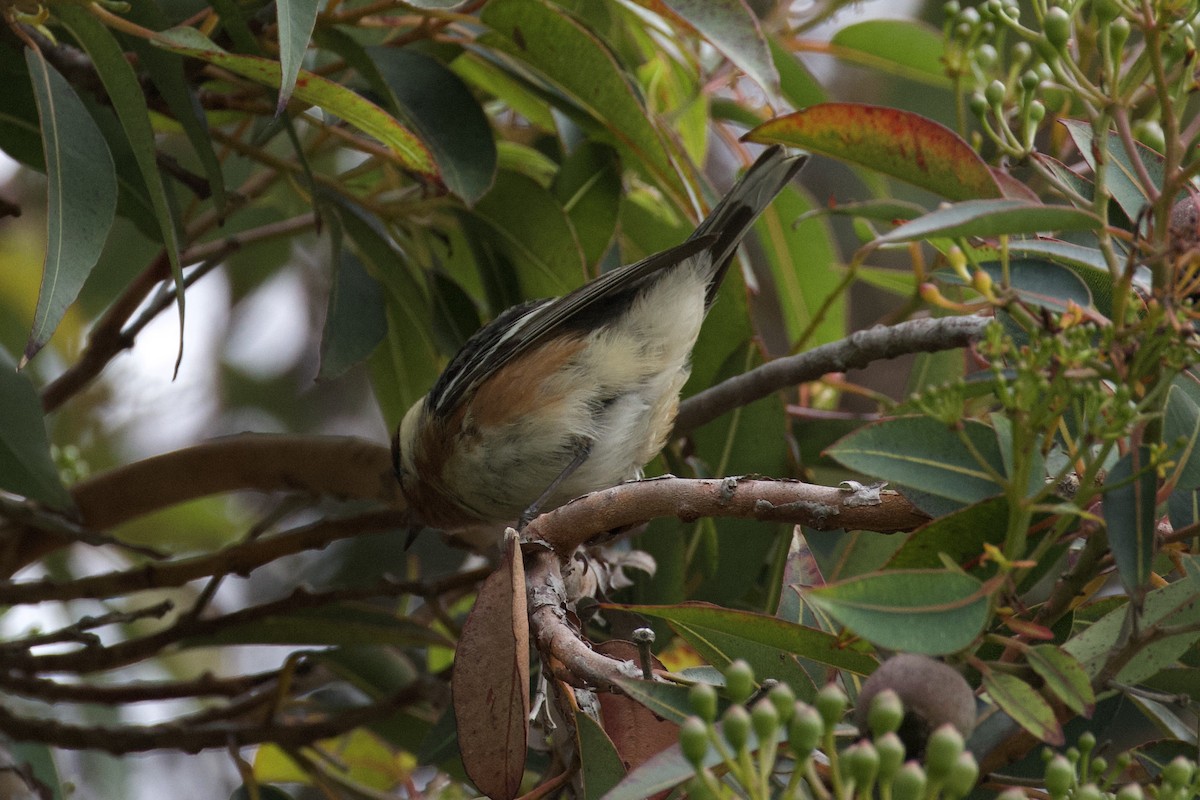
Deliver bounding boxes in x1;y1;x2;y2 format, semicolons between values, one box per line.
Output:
985;79;1007;106
680;716;710;767
945;752;979;799
1012;41;1033;65
1029;100;1046;123
957;7;981;27
689;682;719;723
1134;120;1166;153
816;683;848;730
1043;7;1072;49
751;698;779;743
1162;756;1195;789
1109;17;1131;53
724;660;755;705
686;771;718;800
846;741;881;793
876;732;905;783
1020;69;1040;91
722;704;751;753
924;724;965;781
1115;783;1145;800
1091;756;1107;777
1075;783;1102;800
997;790;1029;800
968;92;989;117
1093;0;1121;24
1044;754;1075;798
892;762;928;800
1078;732;1096;754
768;682;796;723
944;0;962;19
866;688;904;737
789;702;823;759
976;43;999;68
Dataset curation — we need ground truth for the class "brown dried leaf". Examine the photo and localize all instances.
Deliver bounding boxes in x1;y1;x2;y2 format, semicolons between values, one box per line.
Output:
453;530;529;800
595;640;678;787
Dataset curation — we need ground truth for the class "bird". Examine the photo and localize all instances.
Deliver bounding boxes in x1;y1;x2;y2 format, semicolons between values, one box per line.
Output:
393;146;807;531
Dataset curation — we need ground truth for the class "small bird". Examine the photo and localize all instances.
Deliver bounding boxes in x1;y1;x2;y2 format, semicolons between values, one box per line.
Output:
393;146;806;530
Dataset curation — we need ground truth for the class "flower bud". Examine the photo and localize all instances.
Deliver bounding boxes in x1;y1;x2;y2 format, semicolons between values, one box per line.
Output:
724;660;755;705
689;682;718;723
680;716;710;767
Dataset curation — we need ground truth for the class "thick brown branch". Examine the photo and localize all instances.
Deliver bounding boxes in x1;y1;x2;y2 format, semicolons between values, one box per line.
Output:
524;476;928;556
0;669;281;705
674;315;990;434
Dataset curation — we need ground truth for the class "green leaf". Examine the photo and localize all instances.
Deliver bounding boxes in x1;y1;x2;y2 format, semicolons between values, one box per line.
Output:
275;0;319;112
553;142;621;266
125;1;228;215
771;36;826;109
470;170;586;298
982;671;1064;745
1166;382;1200;531
661;0;779;97
22;48;117;365
450;51;557;131
1065;566;1200;682
747;104;1002;201
886;496;1011;569
830;19;950;86
1104;446;1158;602
319;246;388;381
577;712;627;800
184;605;454;648
874;199;1103;245
363;46;496;205
623;602;878;675
479;0;686;207
155;27;436;176
804;570;992;655
612;678;696;726
1061;119;1176;221
755;185;844;350
975;259;1094;312
1026;645;1096;717
1;350;75;506
980;239;1113;314
827;417;1007;516
57;6;186;366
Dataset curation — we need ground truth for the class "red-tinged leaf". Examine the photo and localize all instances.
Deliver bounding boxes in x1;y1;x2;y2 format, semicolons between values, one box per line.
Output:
746;104;1002;201
990;167;1041;202
153;28;435;176
453;531;529;800
1026;645;1096;717
1004;617;1056;640
595;641;677;789
982;671;1064;745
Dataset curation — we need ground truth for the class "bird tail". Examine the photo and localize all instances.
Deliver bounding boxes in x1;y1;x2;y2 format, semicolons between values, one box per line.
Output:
689;146;808;307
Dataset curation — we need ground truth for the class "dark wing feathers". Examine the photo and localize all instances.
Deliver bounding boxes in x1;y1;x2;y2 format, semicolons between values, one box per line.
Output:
428;145;806;417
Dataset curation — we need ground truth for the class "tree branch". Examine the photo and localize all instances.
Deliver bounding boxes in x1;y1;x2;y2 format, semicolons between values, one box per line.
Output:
674;315;990;434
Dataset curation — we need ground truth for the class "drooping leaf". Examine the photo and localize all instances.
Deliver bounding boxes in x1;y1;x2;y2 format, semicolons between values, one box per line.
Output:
771;36;826;109
874;199;1102;245
982;671;1064;745
829;19;950;86
56;5;187;366
154;28;436;176
22;48;117;365
886;496;1011;569
319;246;388;381
1026;645;1096;717
275;0;320;112
657;0;779;97
452;532;529;800
478;0;687;208
0;348;73;510
746;104;1002;201
1104;447;1158;604
363;46;496;205
804;570;994;655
